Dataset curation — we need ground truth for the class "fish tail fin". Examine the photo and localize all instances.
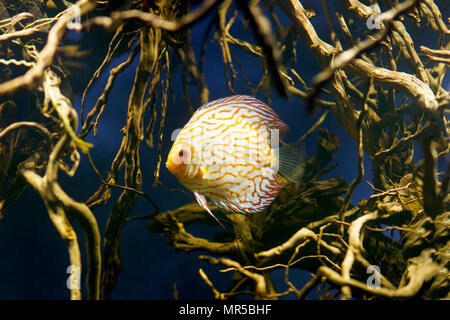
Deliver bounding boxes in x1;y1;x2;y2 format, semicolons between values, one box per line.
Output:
275;139;306;184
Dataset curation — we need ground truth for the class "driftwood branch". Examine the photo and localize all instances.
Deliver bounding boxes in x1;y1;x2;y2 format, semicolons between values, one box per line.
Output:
0;0;97;97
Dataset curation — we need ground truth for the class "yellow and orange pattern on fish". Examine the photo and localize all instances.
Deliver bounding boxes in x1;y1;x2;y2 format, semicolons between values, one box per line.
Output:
166;95;289;214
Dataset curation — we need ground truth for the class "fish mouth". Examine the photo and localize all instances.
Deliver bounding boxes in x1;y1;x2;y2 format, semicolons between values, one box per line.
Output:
166;157;180;176
166;158;175;174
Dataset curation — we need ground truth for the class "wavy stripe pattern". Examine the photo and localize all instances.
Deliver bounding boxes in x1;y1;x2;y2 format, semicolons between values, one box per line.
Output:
168;95;288;214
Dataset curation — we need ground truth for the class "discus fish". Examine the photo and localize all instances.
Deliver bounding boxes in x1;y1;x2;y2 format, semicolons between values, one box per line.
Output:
166;95;305;225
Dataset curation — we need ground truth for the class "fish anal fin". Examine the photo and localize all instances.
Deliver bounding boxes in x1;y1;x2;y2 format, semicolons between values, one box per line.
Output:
194;191;231;232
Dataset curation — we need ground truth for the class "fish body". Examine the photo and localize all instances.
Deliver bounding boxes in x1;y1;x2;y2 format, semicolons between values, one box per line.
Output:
166;95;304;217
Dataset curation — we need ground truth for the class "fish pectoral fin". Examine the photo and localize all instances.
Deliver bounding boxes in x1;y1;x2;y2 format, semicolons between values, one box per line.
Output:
276;139;306;184
194;192;231;232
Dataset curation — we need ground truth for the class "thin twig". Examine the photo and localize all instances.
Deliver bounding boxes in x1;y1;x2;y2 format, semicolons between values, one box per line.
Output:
0;121;52;141
0;0;98;97
338;78;373;232
86;0;219;32
306;0;420;112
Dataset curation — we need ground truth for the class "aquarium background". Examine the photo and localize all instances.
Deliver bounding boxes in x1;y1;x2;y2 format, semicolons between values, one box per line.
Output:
0;0;448;299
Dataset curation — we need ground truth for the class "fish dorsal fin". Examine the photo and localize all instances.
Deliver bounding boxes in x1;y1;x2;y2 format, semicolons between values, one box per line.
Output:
195;95;289;135
276;139;306;184
196;95;256;111
196;96;233;111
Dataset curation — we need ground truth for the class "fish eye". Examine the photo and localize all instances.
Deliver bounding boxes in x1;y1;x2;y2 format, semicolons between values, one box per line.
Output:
178;149;189;158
